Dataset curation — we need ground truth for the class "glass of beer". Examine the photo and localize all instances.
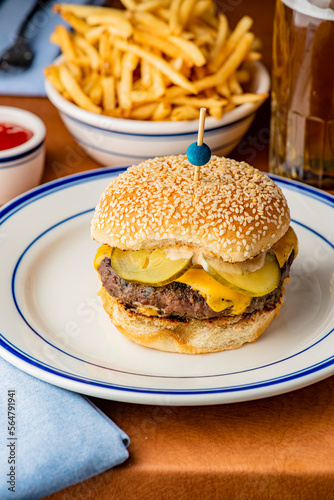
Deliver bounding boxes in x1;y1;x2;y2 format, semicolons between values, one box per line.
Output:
269;0;334;191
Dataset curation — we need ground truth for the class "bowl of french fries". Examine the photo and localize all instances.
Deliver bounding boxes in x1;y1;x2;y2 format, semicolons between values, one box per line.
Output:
44;1;270;166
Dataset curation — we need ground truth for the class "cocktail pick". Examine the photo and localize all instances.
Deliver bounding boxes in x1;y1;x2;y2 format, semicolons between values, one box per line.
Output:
186;107;211;181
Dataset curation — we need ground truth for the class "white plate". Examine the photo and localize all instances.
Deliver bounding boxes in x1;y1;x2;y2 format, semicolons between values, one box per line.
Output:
0;168;333;405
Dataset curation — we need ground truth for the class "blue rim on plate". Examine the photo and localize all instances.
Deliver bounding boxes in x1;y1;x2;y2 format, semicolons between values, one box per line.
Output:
0;168;334;401
9;213;334;382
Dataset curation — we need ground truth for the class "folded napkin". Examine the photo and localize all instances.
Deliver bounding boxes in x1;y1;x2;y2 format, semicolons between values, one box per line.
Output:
0;357;129;500
0;0;104;96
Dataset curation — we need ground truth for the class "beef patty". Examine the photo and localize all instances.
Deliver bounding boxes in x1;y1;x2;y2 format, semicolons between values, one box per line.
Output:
98;251;294;320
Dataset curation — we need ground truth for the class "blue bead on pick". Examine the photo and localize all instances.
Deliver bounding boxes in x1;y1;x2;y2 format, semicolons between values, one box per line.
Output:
186;108;211;181
186;142;211;166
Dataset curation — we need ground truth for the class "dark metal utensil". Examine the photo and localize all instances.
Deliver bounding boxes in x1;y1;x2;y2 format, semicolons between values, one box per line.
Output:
0;0;51;71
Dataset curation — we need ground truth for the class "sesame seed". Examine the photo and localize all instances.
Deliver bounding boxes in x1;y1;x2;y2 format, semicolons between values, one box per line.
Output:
90;155;290;262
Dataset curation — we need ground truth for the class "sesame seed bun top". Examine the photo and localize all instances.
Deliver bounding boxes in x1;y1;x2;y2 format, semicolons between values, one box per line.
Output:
90;155;290;263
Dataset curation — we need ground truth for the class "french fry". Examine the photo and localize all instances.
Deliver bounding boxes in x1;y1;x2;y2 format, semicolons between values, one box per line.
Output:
51;25;77;62
231;92;268;104
229;74;243;95
245;51;262;62
132;12;170;36
171;105;199;120
168;36;206;67
179;0;197;29
164;85;188;99
169;0;183;35
130;90;157;103
194;66;206;80
113;38;197;94
169;57;183;72
61;11;89;35
130;102;158;119
201;4;218;29
140;58;152;87
152;102;172;120
236;69;251;83
104;108;124;118
118;52;139;110
99;31;111;74
156;7;170;23
133;30;180;59
134;0;171;12
89;82;103;105
192;23;216;46
86;24;132;43
54;4;126;20
216;82;230;99
86;15;133;39
112;46;122;79
58;65;101;113
66;61;82;81
210;14;228;60
120;0;137;10
73;34;101;70
204;87;217;98
209;106;223;120
62;90;72;101
170;96;228;108
251;37;262;51
151;65;166;97
85;26;105;44
72;55;91;68
82;72;99;94
194;32;255;92
209;15;253;72
223;103;236;113
44;66;64;93
48;2;266;121
192;0;213;17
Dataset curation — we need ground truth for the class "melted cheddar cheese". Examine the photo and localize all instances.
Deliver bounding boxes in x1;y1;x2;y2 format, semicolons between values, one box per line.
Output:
176;267;251;314
94;244;112;270
93;226;297;316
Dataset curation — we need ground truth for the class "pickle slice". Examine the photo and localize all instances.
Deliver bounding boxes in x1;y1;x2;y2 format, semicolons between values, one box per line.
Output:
110;248;193;286
272;226;298;267
202;250;281;297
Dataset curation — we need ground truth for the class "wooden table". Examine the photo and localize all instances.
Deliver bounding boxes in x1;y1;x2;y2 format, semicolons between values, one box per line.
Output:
2;1;334;498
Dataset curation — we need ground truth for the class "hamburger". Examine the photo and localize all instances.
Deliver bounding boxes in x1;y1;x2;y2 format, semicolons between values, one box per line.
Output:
91;155;297;354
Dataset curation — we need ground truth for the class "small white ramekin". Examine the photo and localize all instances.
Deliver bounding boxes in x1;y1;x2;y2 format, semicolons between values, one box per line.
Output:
45;61;270;167
0;106;46;205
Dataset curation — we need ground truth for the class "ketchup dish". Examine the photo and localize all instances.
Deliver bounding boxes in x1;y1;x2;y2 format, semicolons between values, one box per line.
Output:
0;107;46;205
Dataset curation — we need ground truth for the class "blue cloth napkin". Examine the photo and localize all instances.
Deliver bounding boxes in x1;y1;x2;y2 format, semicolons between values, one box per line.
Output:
0;0;104;96
0;356;129;500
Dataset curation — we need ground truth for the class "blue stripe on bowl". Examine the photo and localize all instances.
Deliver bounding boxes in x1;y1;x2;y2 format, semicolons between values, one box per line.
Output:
0;139;44;163
61;110;255;138
0;144;44;170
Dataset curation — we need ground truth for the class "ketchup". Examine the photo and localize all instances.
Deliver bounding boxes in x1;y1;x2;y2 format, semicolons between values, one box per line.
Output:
0;122;33;151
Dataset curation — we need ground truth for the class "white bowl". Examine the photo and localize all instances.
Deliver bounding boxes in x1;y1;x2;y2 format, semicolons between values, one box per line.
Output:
0;107;46;205
45;61;270;167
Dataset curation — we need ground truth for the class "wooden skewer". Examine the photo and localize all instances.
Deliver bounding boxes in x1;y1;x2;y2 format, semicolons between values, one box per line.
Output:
194;107;206;181
197;107;206;146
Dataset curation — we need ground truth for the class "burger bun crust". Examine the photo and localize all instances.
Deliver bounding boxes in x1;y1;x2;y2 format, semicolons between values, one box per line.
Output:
91;155;290;263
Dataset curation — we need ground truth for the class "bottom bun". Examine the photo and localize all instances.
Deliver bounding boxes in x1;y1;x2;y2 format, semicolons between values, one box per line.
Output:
99;286;284;354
